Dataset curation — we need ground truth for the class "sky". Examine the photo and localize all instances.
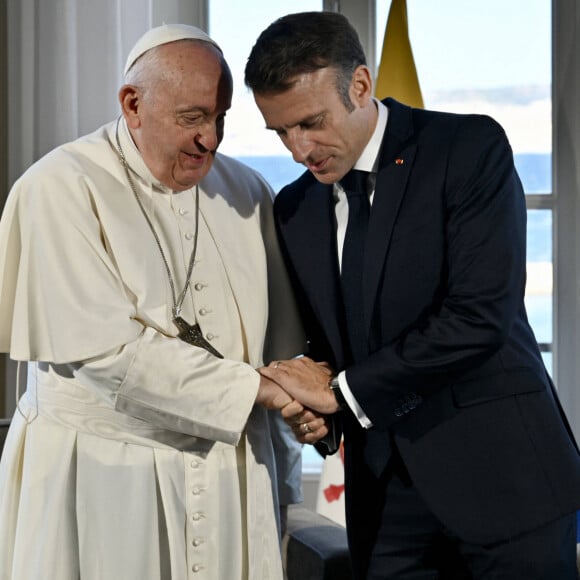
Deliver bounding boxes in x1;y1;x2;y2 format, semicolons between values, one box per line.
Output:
384;0;551;91
209;0;551;156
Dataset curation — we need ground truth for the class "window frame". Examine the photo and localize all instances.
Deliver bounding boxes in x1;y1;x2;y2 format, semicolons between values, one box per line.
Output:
325;0;580;438
552;0;580;438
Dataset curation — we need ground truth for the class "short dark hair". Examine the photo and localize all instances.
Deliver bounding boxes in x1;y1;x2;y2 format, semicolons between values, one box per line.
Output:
244;11;366;111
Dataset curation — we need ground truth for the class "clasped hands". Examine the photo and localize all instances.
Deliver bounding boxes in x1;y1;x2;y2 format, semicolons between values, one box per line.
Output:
256;356;339;444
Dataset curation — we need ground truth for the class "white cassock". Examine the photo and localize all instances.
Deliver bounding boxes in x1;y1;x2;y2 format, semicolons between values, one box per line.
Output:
0;119;305;580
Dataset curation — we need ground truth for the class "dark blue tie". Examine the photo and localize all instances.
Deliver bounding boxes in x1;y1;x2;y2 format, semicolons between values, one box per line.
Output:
340;169;370;363
340;169;392;478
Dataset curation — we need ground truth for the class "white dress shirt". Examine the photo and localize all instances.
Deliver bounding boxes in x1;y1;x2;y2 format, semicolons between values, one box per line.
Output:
333;98;389;429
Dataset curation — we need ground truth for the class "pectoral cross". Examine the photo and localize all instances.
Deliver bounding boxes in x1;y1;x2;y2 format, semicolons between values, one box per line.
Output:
173;316;224;359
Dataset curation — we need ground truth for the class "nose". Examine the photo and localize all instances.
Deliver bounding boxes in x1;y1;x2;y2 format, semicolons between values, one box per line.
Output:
286;129;314;164
195;120;220;153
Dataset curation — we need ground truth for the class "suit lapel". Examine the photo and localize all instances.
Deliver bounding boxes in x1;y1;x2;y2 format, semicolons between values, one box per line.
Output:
279;99;418;358
363;99;417;334
278;181;348;362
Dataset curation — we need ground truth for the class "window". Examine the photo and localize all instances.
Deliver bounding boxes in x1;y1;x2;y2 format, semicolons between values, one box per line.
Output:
208;0;580;460
213;0;554;376
209;0;324;472
376;0;553;371
209;0;323;192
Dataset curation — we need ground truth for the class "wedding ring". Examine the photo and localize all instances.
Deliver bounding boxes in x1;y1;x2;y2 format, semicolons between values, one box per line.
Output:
301;423;311;434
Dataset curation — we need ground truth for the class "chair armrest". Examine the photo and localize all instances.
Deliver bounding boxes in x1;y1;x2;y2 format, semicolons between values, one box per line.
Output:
283;504;353;580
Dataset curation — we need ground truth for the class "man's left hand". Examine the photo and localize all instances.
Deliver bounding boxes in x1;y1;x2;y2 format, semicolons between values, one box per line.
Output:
281;400;330;443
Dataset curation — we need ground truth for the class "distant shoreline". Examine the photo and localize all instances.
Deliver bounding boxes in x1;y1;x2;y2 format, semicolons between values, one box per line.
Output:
235;152;551;196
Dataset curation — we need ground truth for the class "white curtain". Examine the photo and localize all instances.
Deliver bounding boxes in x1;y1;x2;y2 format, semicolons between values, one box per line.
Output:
6;0;207;186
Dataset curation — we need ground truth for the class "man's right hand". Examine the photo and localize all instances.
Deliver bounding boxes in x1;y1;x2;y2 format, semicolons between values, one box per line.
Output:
255;373;295;410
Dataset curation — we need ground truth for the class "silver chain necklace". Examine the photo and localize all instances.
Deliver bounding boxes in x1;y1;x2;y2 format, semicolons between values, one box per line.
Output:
114;117;223;358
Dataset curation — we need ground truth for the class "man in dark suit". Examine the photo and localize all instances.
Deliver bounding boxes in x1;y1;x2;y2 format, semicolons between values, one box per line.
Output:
245;11;580;580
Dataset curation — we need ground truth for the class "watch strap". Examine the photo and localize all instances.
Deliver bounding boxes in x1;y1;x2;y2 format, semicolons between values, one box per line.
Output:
329;376;347;411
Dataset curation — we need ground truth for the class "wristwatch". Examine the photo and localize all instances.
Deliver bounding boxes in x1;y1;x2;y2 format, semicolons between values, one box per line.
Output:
329;376;347;411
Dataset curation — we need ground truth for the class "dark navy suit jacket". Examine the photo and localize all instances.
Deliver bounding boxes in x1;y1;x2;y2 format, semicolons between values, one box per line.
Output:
274;98;580;546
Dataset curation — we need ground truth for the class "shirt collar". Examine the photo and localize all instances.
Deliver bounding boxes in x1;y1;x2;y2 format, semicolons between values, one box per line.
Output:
352;98;388;174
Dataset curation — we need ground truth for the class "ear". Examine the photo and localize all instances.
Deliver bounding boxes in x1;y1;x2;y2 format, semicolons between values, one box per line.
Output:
350;65;374;107
118;84;142;129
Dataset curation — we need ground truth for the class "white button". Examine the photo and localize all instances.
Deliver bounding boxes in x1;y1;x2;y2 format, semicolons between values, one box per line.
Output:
185;232;194;240
194;283;205;291
192;487;202;495
198;308;207;316
178;208;187;216
206;333;215;341
192;538;203;547
192;564;202;573
190;460;200;468
192;512;204;521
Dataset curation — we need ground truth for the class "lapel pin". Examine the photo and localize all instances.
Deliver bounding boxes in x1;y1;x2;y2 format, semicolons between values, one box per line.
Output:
395;158;404;165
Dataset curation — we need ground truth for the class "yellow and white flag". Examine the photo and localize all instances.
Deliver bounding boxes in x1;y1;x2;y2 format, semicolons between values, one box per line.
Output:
375;0;424;107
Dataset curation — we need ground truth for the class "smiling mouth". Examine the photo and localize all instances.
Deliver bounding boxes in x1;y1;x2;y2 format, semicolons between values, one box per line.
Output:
181;151;208;167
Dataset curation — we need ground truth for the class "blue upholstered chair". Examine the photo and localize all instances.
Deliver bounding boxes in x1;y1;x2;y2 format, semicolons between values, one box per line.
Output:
283;504;352;580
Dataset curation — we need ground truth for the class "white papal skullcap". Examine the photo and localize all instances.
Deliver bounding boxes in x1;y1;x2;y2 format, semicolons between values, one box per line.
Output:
124;23;222;76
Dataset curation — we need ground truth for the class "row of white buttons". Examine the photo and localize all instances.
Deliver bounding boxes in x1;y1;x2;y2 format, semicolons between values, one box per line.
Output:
191;281;216;343
189;457;206;575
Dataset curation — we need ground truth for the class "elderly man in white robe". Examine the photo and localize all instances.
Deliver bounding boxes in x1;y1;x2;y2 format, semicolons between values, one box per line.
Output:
0;24;318;580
